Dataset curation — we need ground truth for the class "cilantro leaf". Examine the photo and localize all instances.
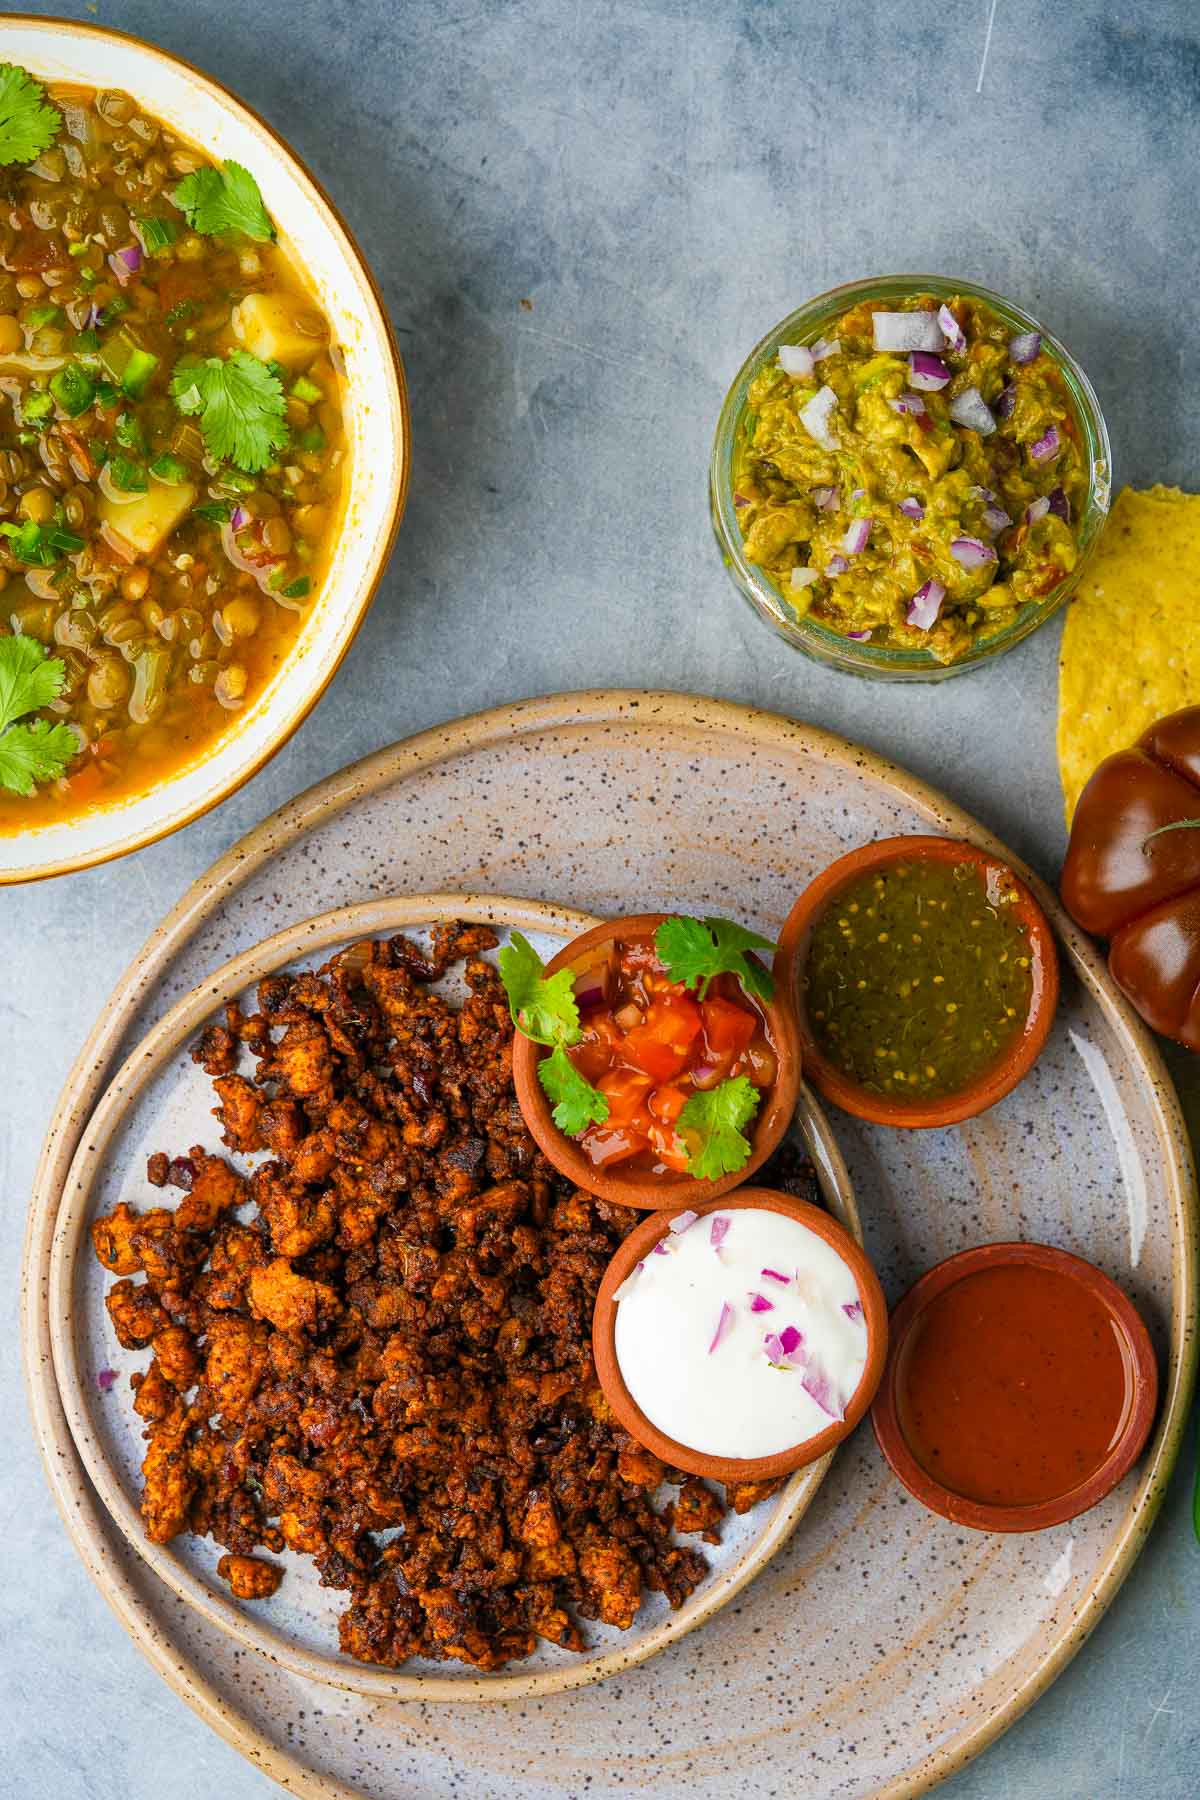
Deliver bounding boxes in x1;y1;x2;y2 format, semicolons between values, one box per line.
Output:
0;716;77;796
655;914;777;1002
677;1075;761;1181
497;930;582;1046
0;519;84;566
172;161;275;242
538;1045;610;1136
170;351;287;472
0;63;60;168
0;633;65;727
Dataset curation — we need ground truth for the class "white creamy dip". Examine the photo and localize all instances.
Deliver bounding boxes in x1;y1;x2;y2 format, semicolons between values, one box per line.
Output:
613;1206;867;1460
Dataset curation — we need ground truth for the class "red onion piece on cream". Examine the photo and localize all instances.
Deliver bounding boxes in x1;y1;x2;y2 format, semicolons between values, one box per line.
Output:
762;1267;790;1284
669;1209;699;1235
709;1214;731;1250
749;1292;775;1312
801;1354;846;1421
708;1301;734;1354
842;1299;864;1323
779;1324;804;1357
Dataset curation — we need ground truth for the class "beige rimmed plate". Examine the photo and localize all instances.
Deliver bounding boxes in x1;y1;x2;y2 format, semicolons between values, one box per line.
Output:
48;891;858;1701
25;691;1197;1799
0;18;408;884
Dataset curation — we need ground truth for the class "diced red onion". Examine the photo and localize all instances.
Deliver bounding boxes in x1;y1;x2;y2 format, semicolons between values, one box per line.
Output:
573;956;613;1013
613;1262;645;1302
995;382;1017;420
937;303;967;355
842;1299;864;1323
898;496;925;520
909;351;950;391
762;1267;789;1285
108;246;141;284
811;335;840;361
708;1301;734;1354
1009;330;1042;364
843;517;871;555
948;387;996;435
950;535;997;569
846;629;872;641
652;1240;672;1256
799;383;839;451
763;1331;786;1364
778;342;815;378
230;505;250;531
969;484;996;502
749;1291;775;1312
688;1059;726;1090
801;1353;846;1421
790;565;820;591
669;1209;699;1235
906;578;945;630
889;392;926;417
982;503;1012;535
733;492;751;509
779;1325;803;1356
1048;485;1071;521
97;1367;117;1392
1030;423;1061;463
812;485;838;511
849;487;865;503
872;310;945;352
1025;495;1050;525
824;554;849;577
709;1214;731;1249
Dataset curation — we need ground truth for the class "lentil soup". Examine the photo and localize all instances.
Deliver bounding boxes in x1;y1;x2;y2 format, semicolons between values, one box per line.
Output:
0;66;347;830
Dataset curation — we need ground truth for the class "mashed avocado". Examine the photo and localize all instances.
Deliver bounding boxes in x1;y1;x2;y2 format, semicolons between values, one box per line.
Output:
733;293;1087;663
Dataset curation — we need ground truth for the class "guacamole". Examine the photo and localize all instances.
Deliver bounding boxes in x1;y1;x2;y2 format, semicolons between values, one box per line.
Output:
733;293;1088;663
802;858;1034;1100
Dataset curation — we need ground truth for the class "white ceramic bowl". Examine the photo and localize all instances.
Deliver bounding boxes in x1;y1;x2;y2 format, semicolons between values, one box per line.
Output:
0;18;409;884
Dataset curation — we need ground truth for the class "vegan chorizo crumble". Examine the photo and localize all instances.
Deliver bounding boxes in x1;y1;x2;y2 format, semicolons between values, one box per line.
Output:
91;924;814;1670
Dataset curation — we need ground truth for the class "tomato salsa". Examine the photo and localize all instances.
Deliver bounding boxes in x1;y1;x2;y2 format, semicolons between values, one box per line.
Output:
564;937;777;1177
894;1262;1135;1508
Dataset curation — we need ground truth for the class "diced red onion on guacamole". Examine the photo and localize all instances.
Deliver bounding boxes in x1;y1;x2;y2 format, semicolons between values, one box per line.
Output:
948;387;996;435
846;628;872;641
937;303;967;354
778;343;815;377
995;382;1017;419
790;565;820;590
825;554;850;577
950;535;997;569
843;518;871;555
1030;423;1061;462
1026;495;1050;525
982;503;1012;534
812;485;838;510
1009;330;1042;364
898;496;925;520
812;336;840;361
799;384;839;450
872;310;944;352
1048;485;1071;520
909;352;951;391
906;578;945;629
889;392;926;417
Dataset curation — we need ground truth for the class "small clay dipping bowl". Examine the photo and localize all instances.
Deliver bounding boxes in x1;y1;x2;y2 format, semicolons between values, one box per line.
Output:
593;1189;888;1484
512;913;801;1210
871;1242;1158;1532
775;836;1059;1129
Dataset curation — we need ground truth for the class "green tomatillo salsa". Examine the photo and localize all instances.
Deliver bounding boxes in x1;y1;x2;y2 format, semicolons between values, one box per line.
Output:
733;292;1087;663
802;858;1035;1101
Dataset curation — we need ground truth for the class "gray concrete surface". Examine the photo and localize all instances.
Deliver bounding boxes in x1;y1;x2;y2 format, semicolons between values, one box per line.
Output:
3;1;1198;1794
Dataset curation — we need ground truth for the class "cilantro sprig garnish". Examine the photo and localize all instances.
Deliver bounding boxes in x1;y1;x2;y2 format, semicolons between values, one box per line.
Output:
170;351;287;473
498;931;610;1135
677;1075;761;1181
0;63;61;168
654;914;777;1002
0;518;84;566
172;161;275;242
0;636;78;795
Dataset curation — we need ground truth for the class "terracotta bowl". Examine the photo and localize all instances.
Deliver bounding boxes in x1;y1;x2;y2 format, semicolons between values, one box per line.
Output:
592;1189;888;1484
775;835;1059;1128
511;913;801;1209
871;1242;1159;1532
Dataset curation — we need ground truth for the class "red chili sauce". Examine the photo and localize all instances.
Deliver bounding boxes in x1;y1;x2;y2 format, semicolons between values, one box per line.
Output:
894;1264;1135;1507
562;936;777;1176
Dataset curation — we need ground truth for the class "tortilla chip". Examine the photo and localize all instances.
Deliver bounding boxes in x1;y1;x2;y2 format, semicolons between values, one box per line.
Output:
1058;485;1200;821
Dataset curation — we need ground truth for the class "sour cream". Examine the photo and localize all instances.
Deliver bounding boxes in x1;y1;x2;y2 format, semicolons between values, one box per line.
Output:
613;1206;867;1460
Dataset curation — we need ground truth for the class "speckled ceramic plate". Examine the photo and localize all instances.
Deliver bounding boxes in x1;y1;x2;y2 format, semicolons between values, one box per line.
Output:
47;892;858;1701
25;693;1197;1798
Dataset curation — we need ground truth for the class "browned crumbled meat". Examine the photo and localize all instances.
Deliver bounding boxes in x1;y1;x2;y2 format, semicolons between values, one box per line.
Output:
672;1478;724;1542
89;926;759;1672
146;1151;169;1187
217;1552;283;1599
726;1476;786;1514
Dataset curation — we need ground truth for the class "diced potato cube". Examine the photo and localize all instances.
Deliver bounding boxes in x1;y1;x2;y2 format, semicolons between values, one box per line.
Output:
231;292;324;368
98;479;196;559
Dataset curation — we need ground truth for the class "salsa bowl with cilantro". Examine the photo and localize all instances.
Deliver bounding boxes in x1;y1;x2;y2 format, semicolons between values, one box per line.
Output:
710;274;1109;681
0;21;407;882
508;912;801;1209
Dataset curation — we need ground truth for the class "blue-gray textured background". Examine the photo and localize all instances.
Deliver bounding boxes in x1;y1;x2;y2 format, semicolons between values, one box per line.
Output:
4;1;1198;1795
